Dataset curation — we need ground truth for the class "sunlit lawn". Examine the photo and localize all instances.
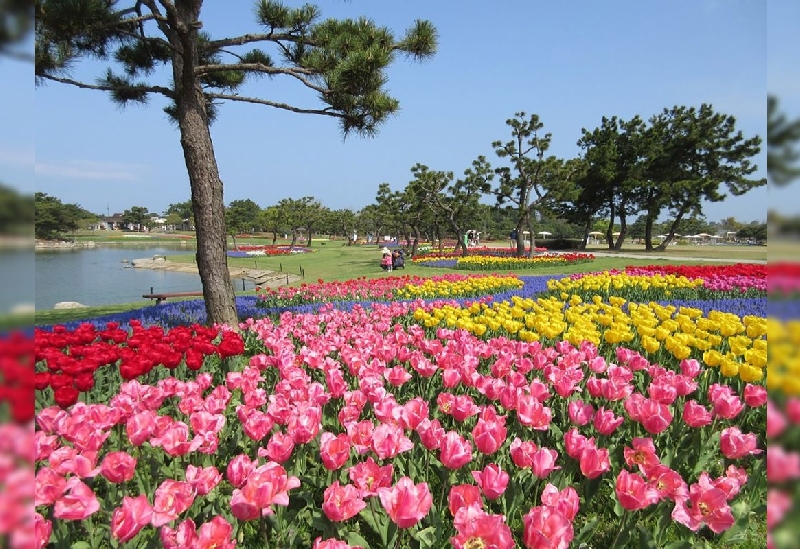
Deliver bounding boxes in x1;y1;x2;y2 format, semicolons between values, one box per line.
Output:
31;243;737;326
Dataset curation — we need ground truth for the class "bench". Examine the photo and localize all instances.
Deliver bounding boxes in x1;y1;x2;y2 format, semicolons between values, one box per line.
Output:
142;291;204;305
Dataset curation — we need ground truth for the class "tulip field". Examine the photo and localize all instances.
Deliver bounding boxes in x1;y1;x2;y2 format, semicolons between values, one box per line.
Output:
28;261;783;548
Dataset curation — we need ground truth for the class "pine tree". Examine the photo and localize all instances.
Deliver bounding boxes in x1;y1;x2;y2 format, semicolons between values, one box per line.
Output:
35;0;437;326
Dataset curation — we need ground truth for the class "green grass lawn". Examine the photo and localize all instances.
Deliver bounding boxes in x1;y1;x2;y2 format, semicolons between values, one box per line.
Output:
30;243;736;327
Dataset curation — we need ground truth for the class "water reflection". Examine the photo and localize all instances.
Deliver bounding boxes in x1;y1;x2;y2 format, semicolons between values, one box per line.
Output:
34;244;249;310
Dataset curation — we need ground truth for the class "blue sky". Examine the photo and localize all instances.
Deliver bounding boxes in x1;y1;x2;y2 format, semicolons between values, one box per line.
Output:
6;1;781;223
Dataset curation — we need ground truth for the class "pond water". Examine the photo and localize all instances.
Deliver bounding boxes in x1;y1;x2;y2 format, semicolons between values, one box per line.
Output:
34;245;252;310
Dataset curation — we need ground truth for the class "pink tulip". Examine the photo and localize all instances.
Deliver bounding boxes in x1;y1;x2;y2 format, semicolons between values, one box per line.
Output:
346;420;375;454
377;476;432;528
126;410;157;446
35;466;66;507
226;454;256;488
540;484;579;521
719;427;762;459
313;536;364;549
646;464;687;502
471;406;508;455
400;397;429;430
708;384;744;420
567;400;594;426
472;464;509;499
416;418;445;451
671;475;734;534
287;403;322;444
34;512;52;549
151;479;196;527
531;448;561;478
578;446;610;479
185;465;221;496
448;484;483;516
593;407;624;436
623;437;660;474
683;400;713;428
522;505;574;549
263;431;295;463
371;423;414;460
53;478;101;520
637;398;672;434
615;470;660;510
510;437;538;468
160;518;197;549
439;431;473;470
322;482;367;521
320;432;351;471
517;394;552;430
743;384;766;407
348;457;394;498
679;358;702;377
196;516;236;549
451;504;514;549
101;451;137;483
111;494;153;543
563;429;589;459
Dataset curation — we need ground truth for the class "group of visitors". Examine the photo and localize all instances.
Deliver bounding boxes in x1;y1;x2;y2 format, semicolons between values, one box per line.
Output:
380;247;405;271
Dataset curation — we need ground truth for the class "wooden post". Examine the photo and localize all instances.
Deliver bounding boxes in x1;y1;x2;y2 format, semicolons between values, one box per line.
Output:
150;286;154;295
242;279;245;291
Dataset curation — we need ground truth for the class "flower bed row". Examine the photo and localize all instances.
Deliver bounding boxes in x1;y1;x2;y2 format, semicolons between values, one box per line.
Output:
413;252;594;271
548;270;766;302
255;274;523;309
227;245;312;258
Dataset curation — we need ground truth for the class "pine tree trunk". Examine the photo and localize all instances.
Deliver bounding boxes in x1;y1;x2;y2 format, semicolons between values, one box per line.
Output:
177;111;238;328
172;5;238;328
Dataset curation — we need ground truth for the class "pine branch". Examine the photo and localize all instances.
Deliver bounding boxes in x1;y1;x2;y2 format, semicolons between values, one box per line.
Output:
39;74;173;97
209;32;317;49
205;92;339;117
196;63;327;93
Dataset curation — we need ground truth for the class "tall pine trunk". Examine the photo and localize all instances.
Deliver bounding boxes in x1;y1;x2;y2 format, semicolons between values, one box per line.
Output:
173;5;238;328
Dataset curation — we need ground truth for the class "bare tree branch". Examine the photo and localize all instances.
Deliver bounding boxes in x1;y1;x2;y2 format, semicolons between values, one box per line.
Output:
205;92;340;117
39;74;174;97
197;63;327;94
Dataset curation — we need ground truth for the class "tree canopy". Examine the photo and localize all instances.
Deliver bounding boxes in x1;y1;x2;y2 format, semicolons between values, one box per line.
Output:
34;192;98;240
